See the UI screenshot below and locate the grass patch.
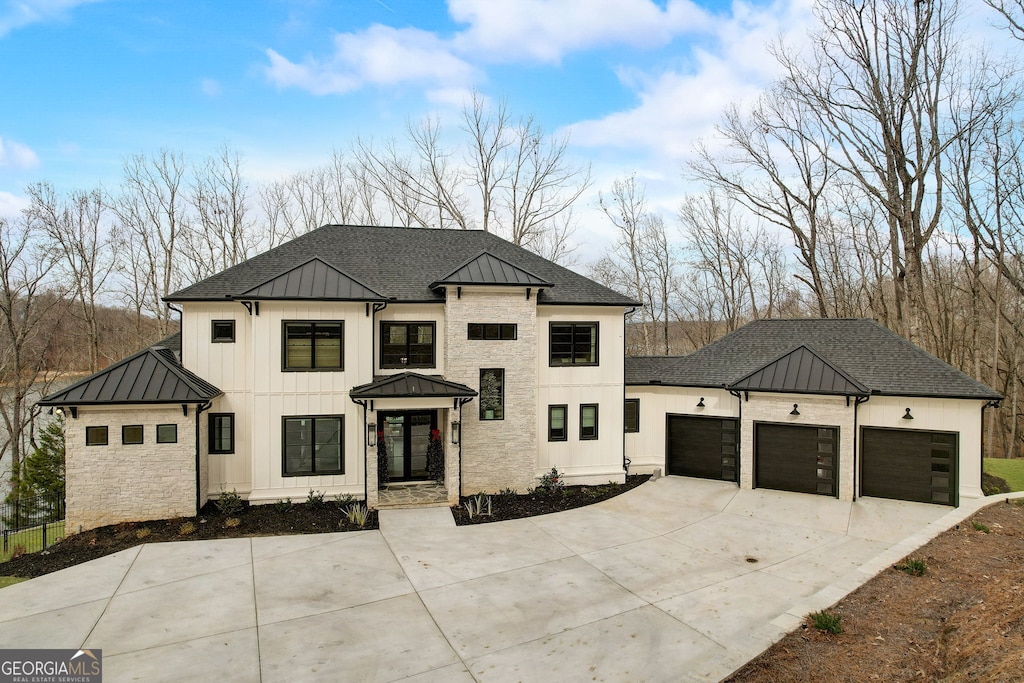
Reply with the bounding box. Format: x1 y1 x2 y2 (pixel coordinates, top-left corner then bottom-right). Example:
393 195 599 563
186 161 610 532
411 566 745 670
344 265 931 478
983 458 1024 492
809 610 843 634
896 558 928 576
0 521 65 562
972 521 991 533
0 576 27 589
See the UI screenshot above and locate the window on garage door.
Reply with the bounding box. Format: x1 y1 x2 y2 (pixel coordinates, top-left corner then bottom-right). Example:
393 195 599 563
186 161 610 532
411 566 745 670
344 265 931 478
755 423 837 497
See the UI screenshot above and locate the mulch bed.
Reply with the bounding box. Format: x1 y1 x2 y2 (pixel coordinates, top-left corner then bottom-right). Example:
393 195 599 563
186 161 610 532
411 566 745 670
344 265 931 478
725 497 1024 682
451 474 650 525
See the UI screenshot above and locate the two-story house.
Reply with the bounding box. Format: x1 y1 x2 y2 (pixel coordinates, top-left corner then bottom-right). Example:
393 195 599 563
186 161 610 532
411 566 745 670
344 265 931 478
40 225 639 532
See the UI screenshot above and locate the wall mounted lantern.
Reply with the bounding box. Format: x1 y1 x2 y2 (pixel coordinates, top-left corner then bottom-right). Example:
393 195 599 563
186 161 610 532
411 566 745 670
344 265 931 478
790 404 800 416
451 421 461 445
367 422 377 446
902 408 914 420
696 397 705 408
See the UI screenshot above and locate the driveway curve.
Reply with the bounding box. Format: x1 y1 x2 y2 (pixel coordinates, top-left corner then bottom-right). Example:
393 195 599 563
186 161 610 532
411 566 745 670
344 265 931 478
0 477 984 682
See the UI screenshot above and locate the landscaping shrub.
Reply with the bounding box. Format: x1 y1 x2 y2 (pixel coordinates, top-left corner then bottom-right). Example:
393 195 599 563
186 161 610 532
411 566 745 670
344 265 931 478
809 610 843 634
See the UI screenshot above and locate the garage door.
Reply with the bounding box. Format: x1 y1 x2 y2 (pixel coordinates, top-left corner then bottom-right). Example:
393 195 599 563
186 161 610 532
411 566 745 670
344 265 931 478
755 423 837 496
861 428 957 505
666 415 738 482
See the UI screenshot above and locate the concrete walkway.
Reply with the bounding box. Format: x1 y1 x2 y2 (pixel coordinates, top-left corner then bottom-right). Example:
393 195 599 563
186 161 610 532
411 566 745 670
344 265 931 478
0 478 997 682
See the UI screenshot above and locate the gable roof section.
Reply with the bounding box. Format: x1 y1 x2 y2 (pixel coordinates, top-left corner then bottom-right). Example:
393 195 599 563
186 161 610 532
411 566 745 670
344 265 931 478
38 346 222 406
167 225 638 306
350 372 477 400
236 257 387 301
430 251 554 289
625 319 1002 400
729 345 869 395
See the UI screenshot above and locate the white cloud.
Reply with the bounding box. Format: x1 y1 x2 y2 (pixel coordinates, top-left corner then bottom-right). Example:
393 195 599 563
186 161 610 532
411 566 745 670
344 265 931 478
265 24 479 95
200 78 222 97
0 190 29 219
0 136 40 169
449 0 711 64
0 0 103 38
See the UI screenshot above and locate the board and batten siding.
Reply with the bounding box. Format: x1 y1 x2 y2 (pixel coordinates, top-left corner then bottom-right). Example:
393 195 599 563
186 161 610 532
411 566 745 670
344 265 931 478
537 306 627 484
857 396 985 500
624 387 738 475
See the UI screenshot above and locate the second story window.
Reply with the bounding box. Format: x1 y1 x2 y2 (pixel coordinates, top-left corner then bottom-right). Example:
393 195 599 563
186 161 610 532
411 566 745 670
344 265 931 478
468 323 517 340
283 322 343 371
381 322 435 368
550 322 599 366
211 320 235 343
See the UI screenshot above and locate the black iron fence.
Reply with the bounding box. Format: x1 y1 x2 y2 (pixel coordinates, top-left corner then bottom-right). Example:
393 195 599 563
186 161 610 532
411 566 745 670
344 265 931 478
1 493 66 557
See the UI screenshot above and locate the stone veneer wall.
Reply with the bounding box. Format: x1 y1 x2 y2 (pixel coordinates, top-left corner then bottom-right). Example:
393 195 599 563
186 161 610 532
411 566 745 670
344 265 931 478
65 406 197 533
739 393 856 502
445 289 538 493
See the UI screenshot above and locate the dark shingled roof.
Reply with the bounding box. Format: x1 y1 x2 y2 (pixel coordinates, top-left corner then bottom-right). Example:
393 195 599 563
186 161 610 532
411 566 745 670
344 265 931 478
350 372 477 400
237 258 387 301
38 346 222 406
166 225 638 306
730 345 870 396
625 319 1002 400
430 251 554 289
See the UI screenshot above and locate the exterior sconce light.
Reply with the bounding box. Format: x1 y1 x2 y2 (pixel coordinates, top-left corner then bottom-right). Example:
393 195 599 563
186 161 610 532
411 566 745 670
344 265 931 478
790 404 800 416
902 408 914 420
451 421 461 445
696 397 705 408
367 422 377 446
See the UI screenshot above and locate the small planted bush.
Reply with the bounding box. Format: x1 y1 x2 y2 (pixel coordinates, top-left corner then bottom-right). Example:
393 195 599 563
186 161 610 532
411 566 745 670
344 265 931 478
972 521 991 533
896 558 927 576
809 609 843 634
274 498 294 513
135 528 151 540
537 467 565 493
225 517 241 528
464 492 493 519
334 493 356 507
215 488 244 516
306 489 326 508
178 521 196 536
344 503 370 527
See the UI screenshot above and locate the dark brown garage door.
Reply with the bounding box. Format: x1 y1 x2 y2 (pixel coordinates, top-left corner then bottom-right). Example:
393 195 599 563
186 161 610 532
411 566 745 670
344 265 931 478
755 423 837 496
666 415 738 482
861 428 957 505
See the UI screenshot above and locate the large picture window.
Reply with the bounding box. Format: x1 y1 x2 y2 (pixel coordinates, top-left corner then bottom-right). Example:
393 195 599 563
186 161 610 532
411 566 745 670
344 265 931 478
479 368 505 420
548 405 567 441
580 404 599 440
283 322 343 371
549 322 599 366
381 322 435 368
209 413 234 454
283 416 344 476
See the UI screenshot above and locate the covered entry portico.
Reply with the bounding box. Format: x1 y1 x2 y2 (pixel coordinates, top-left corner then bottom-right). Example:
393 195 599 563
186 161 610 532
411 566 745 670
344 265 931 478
351 372 476 509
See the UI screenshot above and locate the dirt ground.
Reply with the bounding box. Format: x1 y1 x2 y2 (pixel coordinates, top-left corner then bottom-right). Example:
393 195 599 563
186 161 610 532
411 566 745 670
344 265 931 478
726 497 1024 683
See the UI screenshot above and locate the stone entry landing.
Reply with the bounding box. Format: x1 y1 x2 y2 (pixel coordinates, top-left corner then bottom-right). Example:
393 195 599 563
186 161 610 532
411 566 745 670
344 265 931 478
377 483 450 510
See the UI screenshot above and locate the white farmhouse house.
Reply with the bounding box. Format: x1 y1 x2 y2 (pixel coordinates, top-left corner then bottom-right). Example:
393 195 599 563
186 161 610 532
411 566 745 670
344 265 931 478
40 226 1003 533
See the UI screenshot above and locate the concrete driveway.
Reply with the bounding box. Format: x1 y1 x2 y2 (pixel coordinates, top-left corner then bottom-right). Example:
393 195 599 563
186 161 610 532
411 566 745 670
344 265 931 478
0 477 986 682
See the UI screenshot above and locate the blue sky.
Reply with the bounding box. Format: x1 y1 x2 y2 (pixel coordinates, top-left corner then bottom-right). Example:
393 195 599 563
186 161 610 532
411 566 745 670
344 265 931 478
17 0 988 259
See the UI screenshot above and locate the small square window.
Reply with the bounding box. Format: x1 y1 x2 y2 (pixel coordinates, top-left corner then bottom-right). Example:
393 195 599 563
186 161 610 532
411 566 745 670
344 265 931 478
156 424 178 443
212 320 235 343
580 404 599 440
85 426 108 446
122 425 144 445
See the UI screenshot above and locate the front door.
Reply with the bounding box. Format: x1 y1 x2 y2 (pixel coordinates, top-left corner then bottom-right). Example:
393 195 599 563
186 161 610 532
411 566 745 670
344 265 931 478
381 411 437 481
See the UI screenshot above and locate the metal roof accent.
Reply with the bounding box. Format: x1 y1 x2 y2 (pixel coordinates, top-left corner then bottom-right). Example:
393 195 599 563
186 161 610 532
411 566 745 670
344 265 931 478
38 347 222 406
236 257 387 301
349 372 478 400
430 251 554 289
728 345 870 395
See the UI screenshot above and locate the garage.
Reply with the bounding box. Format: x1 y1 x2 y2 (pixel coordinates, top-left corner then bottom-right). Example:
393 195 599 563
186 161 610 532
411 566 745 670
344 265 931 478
666 415 738 482
755 423 837 496
861 428 957 505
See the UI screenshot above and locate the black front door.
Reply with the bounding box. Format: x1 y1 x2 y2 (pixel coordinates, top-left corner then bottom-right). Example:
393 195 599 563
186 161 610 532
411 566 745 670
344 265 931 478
381 411 437 481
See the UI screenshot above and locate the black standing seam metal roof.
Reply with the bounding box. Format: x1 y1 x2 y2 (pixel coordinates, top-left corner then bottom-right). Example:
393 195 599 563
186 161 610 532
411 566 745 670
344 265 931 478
430 251 555 288
349 372 478 400
38 346 222 406
166 225 639 306
236 257 388 301
624 319 1003 401
729 345 870 395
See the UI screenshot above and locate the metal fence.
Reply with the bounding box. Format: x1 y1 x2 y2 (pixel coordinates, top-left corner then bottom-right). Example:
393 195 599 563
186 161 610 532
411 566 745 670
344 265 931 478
1 493 66 557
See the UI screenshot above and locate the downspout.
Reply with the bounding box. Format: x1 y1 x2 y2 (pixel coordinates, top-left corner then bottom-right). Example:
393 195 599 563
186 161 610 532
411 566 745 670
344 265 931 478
852 395 870 501
351 398 369 504
982 400 1002 491
194 401 212 514
622 306 639 473
728 388 742 486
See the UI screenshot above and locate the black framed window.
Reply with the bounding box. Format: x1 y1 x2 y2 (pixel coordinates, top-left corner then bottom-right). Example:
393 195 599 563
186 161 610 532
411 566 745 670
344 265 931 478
624 399 640 433
550 322 599 366
283 322 343 371
85 426 108 446
548 405 567 441
283 416 344 476
209 413 234 454
212 320 235 343
122 425 144 445
468 323 517 340
156 423 178 444
381 322 435 368
580 404 599 440
479 368 505 420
